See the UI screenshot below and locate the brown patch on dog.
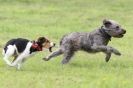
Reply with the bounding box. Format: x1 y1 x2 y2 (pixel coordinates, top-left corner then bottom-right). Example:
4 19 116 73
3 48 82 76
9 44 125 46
37 37 55 52
42 39 51 49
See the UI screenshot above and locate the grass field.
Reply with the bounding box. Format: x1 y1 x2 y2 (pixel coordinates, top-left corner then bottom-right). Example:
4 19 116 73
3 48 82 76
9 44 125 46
0 0 133 88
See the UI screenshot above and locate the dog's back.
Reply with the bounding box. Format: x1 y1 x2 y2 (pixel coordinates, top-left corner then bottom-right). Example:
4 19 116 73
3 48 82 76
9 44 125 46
3 38 29 55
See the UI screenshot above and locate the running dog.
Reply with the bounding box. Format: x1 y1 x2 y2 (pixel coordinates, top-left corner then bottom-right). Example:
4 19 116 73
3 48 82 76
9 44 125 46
2 37 55 69
43 19 126 64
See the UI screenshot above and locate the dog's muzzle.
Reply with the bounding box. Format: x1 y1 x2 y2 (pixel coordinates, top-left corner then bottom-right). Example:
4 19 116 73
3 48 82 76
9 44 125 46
49 43 56 52
118 29 126 37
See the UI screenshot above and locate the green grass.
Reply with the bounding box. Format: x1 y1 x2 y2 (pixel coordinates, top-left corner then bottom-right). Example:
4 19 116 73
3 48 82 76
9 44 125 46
0 0 133 88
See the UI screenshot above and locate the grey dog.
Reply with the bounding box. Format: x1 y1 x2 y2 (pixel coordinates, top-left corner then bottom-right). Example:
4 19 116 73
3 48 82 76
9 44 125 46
43 19 126 64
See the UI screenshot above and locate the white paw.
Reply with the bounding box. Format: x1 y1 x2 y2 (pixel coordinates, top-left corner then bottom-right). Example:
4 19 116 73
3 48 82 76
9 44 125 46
9 63 17 67
6 62 12 66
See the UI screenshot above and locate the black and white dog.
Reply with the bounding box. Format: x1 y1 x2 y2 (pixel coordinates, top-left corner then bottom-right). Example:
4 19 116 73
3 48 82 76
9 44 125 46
2 37 55 69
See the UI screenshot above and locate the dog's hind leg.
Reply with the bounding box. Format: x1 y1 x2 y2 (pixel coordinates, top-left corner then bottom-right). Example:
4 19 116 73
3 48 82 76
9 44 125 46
12 55 18 63
2 45 15 66
11 55 23 69
10 53 25 68
3 55 12 66
62 50 75 64
43 49 63 61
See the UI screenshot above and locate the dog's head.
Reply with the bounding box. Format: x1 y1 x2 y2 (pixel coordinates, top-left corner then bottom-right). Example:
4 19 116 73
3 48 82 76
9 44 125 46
37 37 55 52
102 19 126 38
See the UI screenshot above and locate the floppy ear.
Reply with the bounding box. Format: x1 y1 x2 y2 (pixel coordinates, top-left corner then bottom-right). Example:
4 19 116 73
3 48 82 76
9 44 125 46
37 37 46 43
103 19 112 28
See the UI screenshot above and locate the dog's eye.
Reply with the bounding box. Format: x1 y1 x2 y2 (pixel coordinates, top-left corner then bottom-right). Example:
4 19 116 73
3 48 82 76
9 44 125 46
45 40 50 43
116 26 119 29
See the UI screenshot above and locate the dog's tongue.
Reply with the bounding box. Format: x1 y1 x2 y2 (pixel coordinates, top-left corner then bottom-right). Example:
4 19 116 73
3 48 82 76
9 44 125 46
49 47 52 52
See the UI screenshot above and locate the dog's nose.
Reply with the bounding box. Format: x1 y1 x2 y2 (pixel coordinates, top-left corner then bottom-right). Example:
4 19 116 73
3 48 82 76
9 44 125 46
123 29 126 34
53 43 56 46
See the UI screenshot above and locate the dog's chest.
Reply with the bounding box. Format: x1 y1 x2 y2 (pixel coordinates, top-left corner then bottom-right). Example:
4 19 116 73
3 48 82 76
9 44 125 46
21 42 34 56
29 48 38 54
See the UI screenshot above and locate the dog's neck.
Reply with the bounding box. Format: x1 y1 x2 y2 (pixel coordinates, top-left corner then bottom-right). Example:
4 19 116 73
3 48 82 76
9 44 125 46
30 41 43 54
99 26 112 41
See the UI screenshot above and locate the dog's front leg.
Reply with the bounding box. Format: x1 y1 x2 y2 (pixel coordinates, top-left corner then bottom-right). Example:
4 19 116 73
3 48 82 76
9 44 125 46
105 52 111 62
91 45 121 62
91 45 121 55
43 49 63 61
109 46 121 56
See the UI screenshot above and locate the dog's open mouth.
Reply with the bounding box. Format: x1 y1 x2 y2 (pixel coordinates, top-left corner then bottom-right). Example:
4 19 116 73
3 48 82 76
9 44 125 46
118 34 124 37
115 33 125 38
118 31 126 38
49 47 53 52
48 43 56 52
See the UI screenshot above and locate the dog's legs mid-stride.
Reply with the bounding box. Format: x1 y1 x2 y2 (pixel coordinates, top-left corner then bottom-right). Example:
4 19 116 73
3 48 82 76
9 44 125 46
44 45 121 64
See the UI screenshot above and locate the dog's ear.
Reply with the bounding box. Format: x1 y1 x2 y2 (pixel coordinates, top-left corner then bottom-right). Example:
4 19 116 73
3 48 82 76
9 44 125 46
37 37 46 43
103 19 112 28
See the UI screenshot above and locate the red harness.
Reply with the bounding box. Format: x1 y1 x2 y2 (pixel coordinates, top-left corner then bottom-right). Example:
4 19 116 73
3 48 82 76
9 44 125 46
31 42 42 51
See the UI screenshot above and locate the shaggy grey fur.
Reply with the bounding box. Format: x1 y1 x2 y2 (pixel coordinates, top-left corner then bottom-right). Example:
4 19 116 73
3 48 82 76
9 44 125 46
43 19 126 64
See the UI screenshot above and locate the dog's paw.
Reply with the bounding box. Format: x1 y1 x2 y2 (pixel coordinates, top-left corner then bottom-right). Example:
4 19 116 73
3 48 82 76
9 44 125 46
9 64 15 67
113 49 121 56
42 57 49 61
115 52 121 56
6 62 12 66
7 64 12 67
62 59 69 64
105 53 111 62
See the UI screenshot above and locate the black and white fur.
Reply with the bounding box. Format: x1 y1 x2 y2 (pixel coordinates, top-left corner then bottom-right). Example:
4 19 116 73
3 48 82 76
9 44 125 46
2 37 55 69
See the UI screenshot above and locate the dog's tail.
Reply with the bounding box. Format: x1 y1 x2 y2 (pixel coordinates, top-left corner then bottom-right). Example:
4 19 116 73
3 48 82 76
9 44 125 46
2 49 5 56
2 47 7 56
60 34 67 45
